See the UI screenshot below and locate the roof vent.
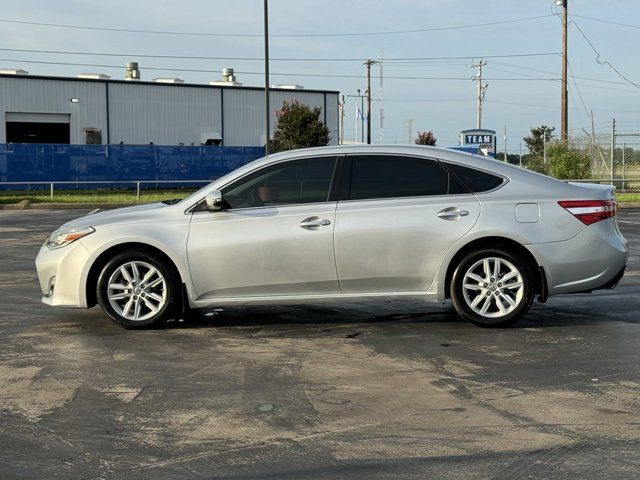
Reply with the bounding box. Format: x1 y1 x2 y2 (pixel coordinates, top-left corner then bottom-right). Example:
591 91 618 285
0 69 28 75
125 61 141 81
209 67 243 87
222 68 236 82
77 73 111 79
152 77 185 84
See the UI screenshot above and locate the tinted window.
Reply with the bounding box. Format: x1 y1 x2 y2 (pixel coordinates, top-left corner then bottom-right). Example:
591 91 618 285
348 155 465 200
221 156 336 209
445 163 504 193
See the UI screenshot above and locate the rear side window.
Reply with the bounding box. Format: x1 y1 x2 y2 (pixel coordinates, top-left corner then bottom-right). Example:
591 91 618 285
348 155 465 200
445 163 504 193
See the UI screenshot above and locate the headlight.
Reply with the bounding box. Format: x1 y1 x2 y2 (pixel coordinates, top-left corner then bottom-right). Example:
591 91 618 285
45 226 95 250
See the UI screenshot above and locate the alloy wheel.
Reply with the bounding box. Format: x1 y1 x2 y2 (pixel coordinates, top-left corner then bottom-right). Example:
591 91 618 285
461 256 524 319
106 261 167 322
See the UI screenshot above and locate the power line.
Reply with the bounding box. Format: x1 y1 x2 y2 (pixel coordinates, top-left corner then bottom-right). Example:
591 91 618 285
0 47 560 63
570 14 640 31
571 19 640 90
0 57 560 81
0 14 555 38
566 60 590 118
3 56 635 91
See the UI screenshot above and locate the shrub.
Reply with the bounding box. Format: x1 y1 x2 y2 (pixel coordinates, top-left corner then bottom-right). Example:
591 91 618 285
415 130 437 146
546 142 591 180
524 156 548 175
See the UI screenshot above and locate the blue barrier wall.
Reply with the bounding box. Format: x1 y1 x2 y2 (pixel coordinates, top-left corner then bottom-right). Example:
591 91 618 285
449 146 496 158
0 144 265 186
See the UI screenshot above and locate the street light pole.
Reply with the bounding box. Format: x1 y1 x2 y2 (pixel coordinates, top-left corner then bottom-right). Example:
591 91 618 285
263 0 270 156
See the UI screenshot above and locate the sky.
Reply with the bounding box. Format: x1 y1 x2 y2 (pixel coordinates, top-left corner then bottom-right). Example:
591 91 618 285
1 0 639 150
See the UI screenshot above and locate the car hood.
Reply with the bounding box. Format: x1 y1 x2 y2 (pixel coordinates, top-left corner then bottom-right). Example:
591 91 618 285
62 202 171 229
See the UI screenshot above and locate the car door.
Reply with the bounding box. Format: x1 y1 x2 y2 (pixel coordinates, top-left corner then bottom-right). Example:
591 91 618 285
187 155 340 299
334 154 481 294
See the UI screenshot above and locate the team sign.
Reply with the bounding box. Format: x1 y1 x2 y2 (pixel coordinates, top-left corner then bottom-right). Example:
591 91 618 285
464 134 493 145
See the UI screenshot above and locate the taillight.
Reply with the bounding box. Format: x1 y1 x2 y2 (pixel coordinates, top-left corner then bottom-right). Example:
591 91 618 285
558 200 617 225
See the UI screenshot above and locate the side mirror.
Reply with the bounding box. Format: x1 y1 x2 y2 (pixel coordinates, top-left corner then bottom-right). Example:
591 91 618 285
204 190 224 211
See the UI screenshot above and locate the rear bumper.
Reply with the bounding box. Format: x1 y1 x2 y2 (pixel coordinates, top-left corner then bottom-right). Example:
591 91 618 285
587 263 626 292
527 224 628 296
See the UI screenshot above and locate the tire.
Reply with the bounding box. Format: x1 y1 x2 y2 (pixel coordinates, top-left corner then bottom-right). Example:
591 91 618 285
450 248 534 328
97 249 180 329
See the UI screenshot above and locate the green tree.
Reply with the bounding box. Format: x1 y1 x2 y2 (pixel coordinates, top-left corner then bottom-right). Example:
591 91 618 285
270 100 330 153
414 130 437 146
546 142 591 180
523 125 555 157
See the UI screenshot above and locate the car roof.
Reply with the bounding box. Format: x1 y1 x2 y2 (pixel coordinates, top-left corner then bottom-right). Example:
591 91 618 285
265 144 532 178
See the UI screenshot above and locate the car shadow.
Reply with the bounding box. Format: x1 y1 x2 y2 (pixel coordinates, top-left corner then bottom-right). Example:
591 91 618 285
172 302 465 329
163 299 625 331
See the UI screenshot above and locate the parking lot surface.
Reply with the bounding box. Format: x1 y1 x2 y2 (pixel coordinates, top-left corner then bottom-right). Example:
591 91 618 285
1 208 640 479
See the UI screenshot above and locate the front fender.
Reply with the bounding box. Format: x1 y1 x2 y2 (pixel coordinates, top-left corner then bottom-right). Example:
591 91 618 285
78 221 193 306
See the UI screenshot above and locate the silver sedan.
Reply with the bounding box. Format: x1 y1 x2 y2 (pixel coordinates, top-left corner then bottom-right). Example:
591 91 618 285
35 145 628 328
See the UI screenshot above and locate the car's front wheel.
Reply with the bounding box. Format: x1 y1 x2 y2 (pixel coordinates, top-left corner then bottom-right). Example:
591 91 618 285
450 248 534 327
97 250 180 328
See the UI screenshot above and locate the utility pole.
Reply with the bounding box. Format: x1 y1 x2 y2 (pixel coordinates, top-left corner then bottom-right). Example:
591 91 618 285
559 0 568 142
471 59 488 129
263 0 270 156
364 59 379 144
378 56 384 144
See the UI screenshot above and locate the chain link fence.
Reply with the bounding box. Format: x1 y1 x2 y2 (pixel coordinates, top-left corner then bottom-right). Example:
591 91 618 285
569 126 640 194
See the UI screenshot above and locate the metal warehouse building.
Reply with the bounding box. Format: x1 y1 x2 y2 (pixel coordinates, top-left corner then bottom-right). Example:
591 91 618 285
0 67 340 147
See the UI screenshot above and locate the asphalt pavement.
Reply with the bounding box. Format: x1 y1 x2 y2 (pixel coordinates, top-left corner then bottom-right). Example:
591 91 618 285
1 208 640 479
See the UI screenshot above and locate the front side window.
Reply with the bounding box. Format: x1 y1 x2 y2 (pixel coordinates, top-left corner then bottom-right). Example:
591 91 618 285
348 155 465 201
221 156 337 209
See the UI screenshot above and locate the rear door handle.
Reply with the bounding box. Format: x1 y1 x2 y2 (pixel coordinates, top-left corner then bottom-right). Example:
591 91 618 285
437 207 469 220
299 217 331 230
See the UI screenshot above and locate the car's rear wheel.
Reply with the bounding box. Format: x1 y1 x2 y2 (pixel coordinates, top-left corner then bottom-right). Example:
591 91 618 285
450 248 534 327
97 250 180 328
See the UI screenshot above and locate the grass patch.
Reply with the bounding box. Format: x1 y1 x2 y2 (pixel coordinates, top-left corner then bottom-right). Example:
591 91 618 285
617 192 640 202
1 188 640 205
0 189 198 205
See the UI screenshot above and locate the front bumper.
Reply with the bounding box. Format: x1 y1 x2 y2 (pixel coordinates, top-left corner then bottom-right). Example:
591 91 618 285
35 241 92 307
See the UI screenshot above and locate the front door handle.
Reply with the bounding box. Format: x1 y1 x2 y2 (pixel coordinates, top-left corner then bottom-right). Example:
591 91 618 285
437 207 469 220
299 217 331 230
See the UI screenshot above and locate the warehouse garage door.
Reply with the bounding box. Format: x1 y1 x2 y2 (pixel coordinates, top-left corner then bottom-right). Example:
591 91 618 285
6 112 70 144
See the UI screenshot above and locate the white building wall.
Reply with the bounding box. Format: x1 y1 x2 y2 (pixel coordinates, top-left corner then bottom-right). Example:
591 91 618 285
108 83 222 145
324 93 340 145
0 76 340 146
0 77 107 143
222 88 265 147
